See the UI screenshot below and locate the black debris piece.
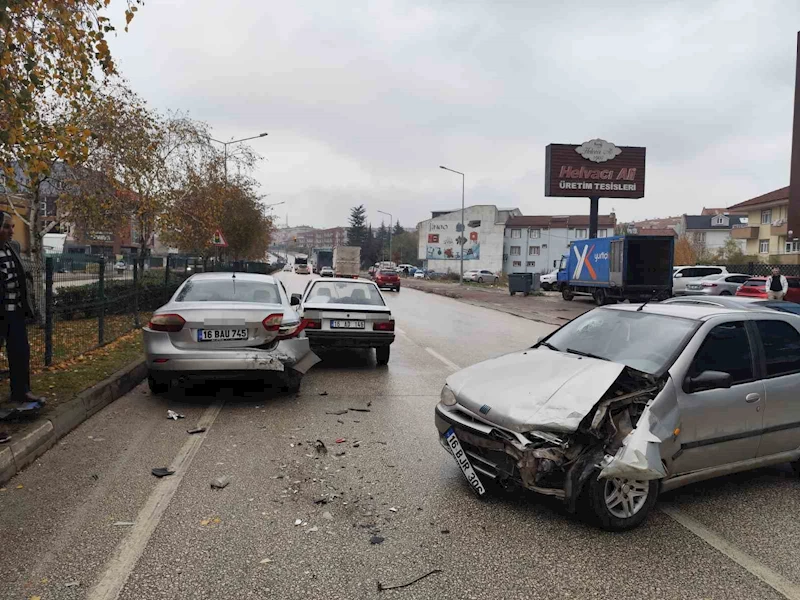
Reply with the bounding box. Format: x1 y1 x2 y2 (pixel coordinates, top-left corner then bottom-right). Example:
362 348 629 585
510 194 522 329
377 569 442 592
314 440 327 455
370 535 385 545
187 427 207 435
348 408 371 413
151 467 175 478
325 410 348 415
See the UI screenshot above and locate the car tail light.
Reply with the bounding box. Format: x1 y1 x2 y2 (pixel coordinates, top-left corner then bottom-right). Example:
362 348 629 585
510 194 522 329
702 282 718 287
305 319 322 330
277 319 310 340
148 314 185 332
262 313 283 332
374 320 395 332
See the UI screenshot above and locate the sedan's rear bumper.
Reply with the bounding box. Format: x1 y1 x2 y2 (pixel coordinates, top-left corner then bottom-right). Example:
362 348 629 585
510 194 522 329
305 330 394 348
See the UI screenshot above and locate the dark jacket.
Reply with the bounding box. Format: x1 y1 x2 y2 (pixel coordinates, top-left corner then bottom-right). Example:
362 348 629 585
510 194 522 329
2 241 36 319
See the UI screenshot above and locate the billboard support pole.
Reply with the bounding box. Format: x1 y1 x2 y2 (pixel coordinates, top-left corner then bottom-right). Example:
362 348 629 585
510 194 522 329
589 197 599 239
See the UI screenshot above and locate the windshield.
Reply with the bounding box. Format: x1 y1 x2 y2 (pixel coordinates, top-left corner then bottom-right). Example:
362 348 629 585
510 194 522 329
756 301 800 315
307 281 385 306
743 279 765 287
379 270 397 276
175 279 281 304
544 309 697 374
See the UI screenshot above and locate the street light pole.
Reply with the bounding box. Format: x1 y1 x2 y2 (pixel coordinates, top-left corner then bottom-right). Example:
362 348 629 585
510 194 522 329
439 165 465 285
209 132 268 185
377 210 393 264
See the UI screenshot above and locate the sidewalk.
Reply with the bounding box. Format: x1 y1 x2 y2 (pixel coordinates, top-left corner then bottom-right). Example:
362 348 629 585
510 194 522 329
402 278 593 325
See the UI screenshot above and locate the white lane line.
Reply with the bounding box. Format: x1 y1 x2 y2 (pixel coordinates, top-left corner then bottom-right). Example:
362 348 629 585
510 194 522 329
88 401 225 600
661 505 800 600
395 326 407 335
425 347 461 371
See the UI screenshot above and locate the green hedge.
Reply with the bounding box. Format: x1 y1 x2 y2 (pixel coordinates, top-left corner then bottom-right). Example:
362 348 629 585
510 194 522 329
54 272 188 321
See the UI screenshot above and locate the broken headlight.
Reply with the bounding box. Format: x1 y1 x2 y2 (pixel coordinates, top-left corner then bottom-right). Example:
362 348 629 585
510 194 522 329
440 385 457 406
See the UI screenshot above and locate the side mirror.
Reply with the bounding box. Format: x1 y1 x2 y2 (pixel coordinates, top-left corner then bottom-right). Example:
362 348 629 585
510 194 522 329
674 273 683 279
536 335 545 344
684 370 732 393
290 294 301 306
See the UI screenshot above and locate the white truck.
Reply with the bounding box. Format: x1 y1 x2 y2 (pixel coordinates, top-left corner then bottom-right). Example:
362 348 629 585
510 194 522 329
333 246 361 279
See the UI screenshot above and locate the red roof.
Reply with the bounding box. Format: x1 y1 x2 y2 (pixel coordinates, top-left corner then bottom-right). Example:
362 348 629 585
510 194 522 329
635 227 678 237
727 186 790 211
506 214 616 228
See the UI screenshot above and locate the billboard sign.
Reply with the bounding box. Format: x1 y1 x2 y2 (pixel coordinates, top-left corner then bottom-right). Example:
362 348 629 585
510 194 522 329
426 220 480 260
545 140 646 199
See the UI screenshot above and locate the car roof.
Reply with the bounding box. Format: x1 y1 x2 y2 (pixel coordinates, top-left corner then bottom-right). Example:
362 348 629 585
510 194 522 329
186 272 277 283
311 277 376 284
675 265 726 269
604 302 758 321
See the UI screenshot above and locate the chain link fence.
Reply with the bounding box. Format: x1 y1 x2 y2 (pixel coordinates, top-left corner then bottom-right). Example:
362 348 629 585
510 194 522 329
723 263 800 277
0 255 279 378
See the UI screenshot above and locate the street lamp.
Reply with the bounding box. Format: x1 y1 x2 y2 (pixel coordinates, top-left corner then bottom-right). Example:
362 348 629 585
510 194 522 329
263 201 285 210
439 165 465 284
377 210 393 264
208 132 268 184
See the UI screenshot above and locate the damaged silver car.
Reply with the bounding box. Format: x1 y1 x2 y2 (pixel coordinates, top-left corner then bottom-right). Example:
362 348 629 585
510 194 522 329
144 272 319 394
436 303 800 530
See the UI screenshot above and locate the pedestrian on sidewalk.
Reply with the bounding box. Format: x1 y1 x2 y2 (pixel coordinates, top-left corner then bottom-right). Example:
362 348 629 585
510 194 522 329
766 267 789 301
0 211 46 414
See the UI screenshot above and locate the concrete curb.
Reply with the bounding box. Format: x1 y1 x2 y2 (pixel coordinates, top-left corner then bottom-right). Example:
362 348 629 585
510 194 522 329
0 357 147 486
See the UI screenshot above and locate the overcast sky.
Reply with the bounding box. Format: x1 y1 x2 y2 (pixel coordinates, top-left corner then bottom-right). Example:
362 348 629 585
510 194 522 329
107 0 800 229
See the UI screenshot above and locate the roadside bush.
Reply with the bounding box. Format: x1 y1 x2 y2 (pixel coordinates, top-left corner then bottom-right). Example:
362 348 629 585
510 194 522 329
441 272 460 282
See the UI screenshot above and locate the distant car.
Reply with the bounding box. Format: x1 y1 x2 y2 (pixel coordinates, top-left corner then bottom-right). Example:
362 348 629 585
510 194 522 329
143 273 317 394
672 265 728 296
682 273 750 296
283 264 293 272
368 266 377 278
295 263 311 275
736 276 800 303
374 269 401 292
320 266 334 277
414 270 426 279
294 278 395 365
540 269 559 291
662 296 800 315
463 269 499 284
114 261 126 271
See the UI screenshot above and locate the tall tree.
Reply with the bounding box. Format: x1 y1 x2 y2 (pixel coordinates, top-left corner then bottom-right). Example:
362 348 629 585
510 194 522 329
376 222 388 260
393 220 404 236
362 224 378 267
347 204 368 248
674 235 696 266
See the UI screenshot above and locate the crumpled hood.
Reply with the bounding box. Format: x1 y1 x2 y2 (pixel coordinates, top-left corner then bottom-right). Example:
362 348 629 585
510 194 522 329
446 348 625 434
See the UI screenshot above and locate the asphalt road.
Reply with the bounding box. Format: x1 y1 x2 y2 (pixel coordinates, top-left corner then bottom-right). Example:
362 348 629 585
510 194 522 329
1 272 800 599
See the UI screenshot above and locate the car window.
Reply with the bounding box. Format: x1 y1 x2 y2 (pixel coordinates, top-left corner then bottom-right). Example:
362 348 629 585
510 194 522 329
697 268 722 277
726 275 750 284
742 279 765 288
175 279 281 304
690 322 753 385
379 270 396 276
755 320 800 377
307 281 385 306
676 268 696 278
788 279 800 289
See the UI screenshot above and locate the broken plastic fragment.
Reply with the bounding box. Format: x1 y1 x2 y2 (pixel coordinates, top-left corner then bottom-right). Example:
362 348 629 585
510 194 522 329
167 410 185 420
294 519 302 526
389 507 398 513
187 427 206 434
335 438 346 444
370 535 385 545
151 467 174 478
260 558 272 564
112 521 135 527
210 476 230 489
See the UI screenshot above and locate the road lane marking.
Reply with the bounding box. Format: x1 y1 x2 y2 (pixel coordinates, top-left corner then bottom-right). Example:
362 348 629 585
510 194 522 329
395 326 406 335
88 401 225 600
425 347 461 371
661 505 800 600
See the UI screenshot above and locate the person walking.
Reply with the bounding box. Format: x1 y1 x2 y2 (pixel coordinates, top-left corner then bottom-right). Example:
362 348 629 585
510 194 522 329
766 267 789 301
0 211 45 443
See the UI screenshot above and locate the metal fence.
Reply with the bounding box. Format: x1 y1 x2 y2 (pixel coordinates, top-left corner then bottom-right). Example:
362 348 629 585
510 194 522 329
724 263 800 277
0 254 279 378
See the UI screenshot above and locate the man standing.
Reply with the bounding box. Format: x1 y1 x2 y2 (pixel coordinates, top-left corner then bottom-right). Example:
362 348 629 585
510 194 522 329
766 267 789 301
0 211 45 443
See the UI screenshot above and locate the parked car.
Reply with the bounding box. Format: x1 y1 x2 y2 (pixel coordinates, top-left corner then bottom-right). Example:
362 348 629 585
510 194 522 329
463 269 499 284
736 276 800 303
672 265 728 296
293 278 395 365
320 266 334 278
662 296 800 315
540 269 559 291
374 269 401 292
143 273 318 394
435 302 800 530
413 270 426 279
682 273 750 296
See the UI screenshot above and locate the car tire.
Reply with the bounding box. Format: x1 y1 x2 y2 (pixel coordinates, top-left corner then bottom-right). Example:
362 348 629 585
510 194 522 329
478 277 484 283
588 474 658 531
376 346 390 366
148 374 169 396
719 291 732 296
541 283 551 291
395 287 400 293
562 287 574 301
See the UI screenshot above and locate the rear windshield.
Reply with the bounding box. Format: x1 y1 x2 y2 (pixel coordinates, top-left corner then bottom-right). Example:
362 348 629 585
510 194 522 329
307 281 385 306
379 270 397 275
175 279 282 304
743 279 765 287
756 301 800 315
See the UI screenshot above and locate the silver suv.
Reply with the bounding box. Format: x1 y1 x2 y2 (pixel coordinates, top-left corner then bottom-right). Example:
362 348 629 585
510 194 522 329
673 265 728 296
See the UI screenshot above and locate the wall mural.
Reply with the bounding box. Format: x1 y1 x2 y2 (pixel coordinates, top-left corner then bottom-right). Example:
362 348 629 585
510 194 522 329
425 221 480 260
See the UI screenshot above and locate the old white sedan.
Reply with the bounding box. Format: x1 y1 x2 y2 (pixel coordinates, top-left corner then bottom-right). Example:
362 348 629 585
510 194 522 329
292 278 395 365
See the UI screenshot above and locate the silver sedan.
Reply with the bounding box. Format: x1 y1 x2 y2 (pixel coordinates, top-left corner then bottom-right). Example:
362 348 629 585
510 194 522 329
682 272 750 296
144 272 319 394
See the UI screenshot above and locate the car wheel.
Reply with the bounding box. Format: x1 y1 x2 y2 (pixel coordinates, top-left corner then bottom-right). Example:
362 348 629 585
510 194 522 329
719 291 732 296
395 286 400 293
561 287 574 301
588 474 658 531
478 277 484 283
376 346 390 366
541 283 551 291
148 374 169 396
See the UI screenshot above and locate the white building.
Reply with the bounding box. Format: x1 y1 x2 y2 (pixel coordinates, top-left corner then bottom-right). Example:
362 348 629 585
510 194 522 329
681 213 747 254
417 205 521 274
503 214 617 274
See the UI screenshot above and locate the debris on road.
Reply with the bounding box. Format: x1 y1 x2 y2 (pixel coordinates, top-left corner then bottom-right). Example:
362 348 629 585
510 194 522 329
348 407 371 412
320 391 329 396
389 507 398 513
322 511 333 520
314 497 328 505
167 410 185 420
334 451 346 457
325 409 348 415
210 476 230 489
260 558 272 564
187 427 206 435
335 438 346 443
294 519 302 526
337 419 344 424
314 440 327 455
151 467 174 478
64 581 80 588
440 529 450 534
308 526 319 532
112 521 136 527
367 401 372 407
370 535 385 545
377 569 442 592
352 441 361 448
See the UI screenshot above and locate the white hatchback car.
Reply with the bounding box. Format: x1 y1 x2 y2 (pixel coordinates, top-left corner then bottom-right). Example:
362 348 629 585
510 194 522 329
672 265 728 296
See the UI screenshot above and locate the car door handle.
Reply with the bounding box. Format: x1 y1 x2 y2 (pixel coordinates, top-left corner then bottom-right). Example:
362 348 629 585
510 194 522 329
745 393 761 403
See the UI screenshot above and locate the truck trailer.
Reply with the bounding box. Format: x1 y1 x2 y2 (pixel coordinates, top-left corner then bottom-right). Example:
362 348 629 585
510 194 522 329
333 246 361 279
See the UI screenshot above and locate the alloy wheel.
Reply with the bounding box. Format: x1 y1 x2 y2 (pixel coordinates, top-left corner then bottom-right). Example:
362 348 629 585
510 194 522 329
603 478 649 519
